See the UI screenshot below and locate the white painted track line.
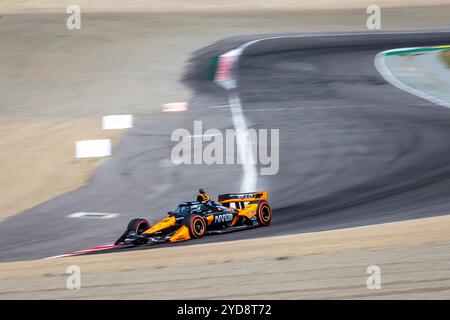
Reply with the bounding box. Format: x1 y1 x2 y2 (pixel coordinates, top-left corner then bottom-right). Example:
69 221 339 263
228 89 258 192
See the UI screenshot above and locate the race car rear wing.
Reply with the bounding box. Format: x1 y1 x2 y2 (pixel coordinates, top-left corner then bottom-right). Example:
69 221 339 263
218 191 268 204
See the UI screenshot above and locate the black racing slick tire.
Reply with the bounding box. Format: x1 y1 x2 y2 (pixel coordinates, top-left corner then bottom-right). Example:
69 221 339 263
186 214 207 239
256 201 272 226
127 218 151 234
115 218 151 245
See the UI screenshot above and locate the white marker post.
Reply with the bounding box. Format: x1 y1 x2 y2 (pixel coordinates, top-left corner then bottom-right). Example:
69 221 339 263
162 102 188 112
68 212 120 219
75 139 111 158
102 115 133 130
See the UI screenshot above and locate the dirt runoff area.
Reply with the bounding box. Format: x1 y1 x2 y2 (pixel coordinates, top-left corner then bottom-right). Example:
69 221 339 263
0 214 449 299
442 50 450 68
2 0 450 14
0 117 123 221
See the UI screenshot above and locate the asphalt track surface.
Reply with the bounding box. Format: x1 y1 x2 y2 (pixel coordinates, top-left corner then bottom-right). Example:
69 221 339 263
1 31 450 261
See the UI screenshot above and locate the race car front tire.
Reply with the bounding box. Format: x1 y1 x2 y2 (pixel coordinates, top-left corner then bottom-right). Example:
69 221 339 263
127 218 151 234
115 218 151 245
186 214 207 239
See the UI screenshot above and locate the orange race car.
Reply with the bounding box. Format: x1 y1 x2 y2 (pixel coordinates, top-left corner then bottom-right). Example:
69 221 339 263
115 189 272 246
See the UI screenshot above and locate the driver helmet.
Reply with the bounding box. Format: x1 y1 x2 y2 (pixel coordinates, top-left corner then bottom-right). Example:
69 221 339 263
197 188 210 202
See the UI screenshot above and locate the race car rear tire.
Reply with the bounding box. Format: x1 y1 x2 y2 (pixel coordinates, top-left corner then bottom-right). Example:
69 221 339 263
186 214 207 239
256 201 272 226
127 218 151 234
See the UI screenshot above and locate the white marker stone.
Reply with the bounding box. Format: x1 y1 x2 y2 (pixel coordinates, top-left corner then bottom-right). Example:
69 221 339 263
67 212 120 219
102 114 133 130
162 102 188 112
75 139 111 158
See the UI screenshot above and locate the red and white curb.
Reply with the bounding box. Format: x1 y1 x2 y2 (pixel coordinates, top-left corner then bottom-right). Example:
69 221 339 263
44 243 123 260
